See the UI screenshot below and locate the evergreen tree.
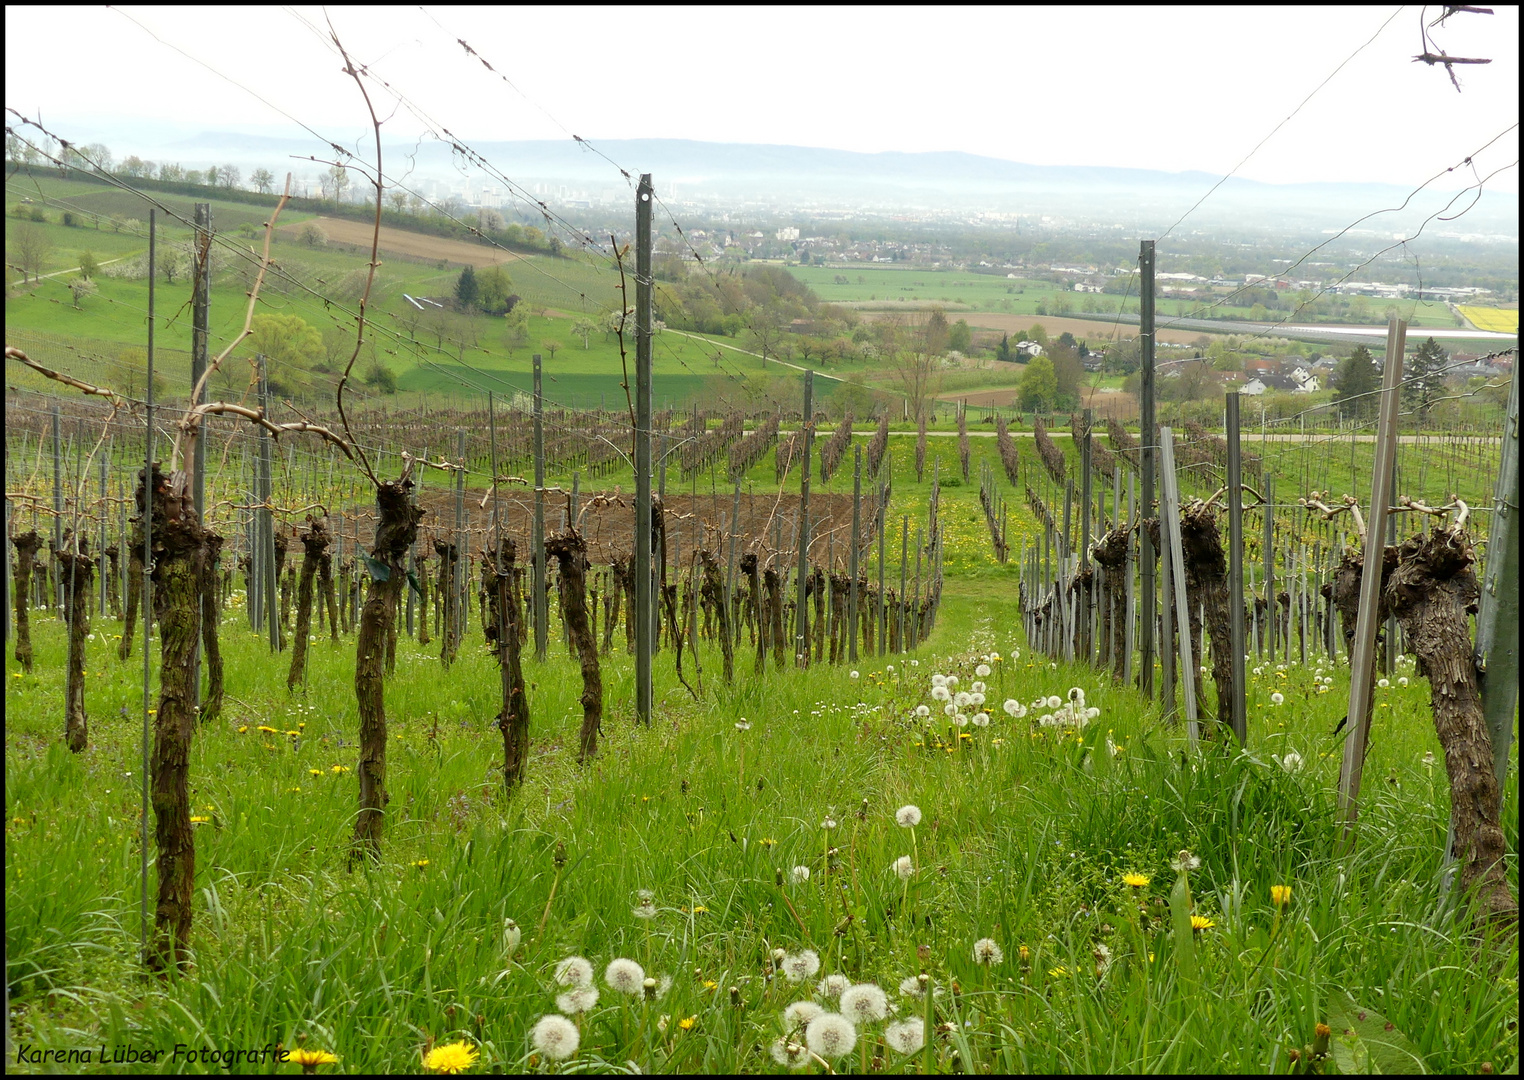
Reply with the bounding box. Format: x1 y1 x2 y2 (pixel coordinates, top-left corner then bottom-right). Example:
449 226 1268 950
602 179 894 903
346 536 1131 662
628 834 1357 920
454 265 480 311
1403 337 1447 422
996 332 1011 364
1332 345 1380 421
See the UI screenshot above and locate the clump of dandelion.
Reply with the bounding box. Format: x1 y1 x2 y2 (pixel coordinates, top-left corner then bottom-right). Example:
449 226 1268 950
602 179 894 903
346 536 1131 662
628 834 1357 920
944 674 958 688
555 956 594 988
975 663 991 677
972 712 990 727
892 856 914 880
970 680 986 694
531 1015 580 1061
896 805 922 828
422 1041 478 1073
1270 692 1285 705
931 674 948 688
1068 687 1086 705
1046 694 1063 709
885 1019 926 1055
954 691 972 709
816 973 851 1000
1377 677 1390 689
605 957 645 995
784 1000 825 1030
556 986 599 1014
973 938 1004 966
782 950 821 984
839 983 889 1024
791 865 811 884
805 1013 857 1059
914 704 930 718
943 703 959 717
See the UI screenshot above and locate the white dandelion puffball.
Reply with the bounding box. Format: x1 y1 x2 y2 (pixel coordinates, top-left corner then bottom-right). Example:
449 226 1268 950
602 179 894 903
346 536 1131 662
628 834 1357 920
954 691 972 709
806 1013 858 1059
943 703 959 717
1003 699 1020 716
770 1039 810 1069
896 804 922 828
931 674 948 688
969 692 986 707
1086 707 1100 720
972 712 990 728
782 950 822 984
1377 678 1390 689
914 704 931 718
1398 676 1409 687
502 918 521 957
953 712 968 727
899 976 924 997
1280 751 1303 773
885 1019 926 1055
555 955 594 988
1271 692 1285 705
1047 695 1063 709
773 948 788 962
791 865 811 884
1068 687 1085 702
910 659 919 667
970 680 986 694
945 674 959 688
735 719 752 731
893 855 915 880
532 1014 581 1060
886 664 895 674
973 938 1005 966
975 663 991 678
784 1000 825 1030
816 973 851 1000
839 982 889 1024
821 817 837 831
605 957 645 995
556 986 599 1015
931 685 951 702
850 670 860 679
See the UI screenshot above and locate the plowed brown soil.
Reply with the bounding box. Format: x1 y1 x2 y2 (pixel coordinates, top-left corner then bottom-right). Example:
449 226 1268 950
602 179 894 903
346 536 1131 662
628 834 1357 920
282 217 524 266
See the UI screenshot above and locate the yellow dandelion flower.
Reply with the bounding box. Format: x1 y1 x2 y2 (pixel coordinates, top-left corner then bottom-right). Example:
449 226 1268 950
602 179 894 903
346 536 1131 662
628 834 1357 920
1048 966 1069 977
331 765 348 774
287 730 301 737
679 1016 697 1031
1190 915 1215 931
422 1041 478 1073
1122 872 1150 889
691 905 707 913
310 769 324 777
760 838 777 848
702 980 718 990
414 859 430 869
237 725 249 734
289 1047 339 1070
258 725 277 734
189 815 210 824
1270 885 1292 907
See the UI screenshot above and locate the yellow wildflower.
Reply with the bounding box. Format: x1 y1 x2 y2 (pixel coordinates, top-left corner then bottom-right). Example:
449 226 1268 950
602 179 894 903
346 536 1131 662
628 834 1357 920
678 1016 696 1031
288 1047 339 1071
1270 885 1292 907
1122 872 1150 889
421 1041 478 1073
189 815 210 824
1190 915 1215 931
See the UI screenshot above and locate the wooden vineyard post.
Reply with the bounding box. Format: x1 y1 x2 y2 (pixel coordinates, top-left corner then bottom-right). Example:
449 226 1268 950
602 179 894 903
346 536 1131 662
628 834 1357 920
849 445 861 664
1336 318 1406 851
634 174 654 724
533 355 547 662
795 371 814 668
1225 393 1248 746
1160 430 1199 749
1476 367 1519 790
1138 240 1157 699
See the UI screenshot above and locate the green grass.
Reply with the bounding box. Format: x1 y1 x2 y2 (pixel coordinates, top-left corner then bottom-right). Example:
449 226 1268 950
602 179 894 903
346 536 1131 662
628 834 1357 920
5 417 1517 1073
788 265 1053 314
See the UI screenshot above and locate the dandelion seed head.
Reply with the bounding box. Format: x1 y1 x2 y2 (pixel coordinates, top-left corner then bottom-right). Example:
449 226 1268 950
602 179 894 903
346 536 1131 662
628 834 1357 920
805 1013 857 1059
973 938 1004 966
1047 695 1063 709
531 1014 580 1061
791 865 811 884
770 1038 810 1069
816 973 851 1000
784 1000 825 1030
931 685 951 702
972 712 990 727
556 986 599 1014
931 674 948 688
914 704 931 718
885 1019 926 1055
839 982 889 1024
782 949 821 984
975 664 991 678
605 957 645 995
555 956 594 988
895 804 922 828
893 855 914 880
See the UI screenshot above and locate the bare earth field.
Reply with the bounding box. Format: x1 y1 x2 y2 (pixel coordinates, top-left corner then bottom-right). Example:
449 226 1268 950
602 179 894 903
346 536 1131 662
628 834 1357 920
961 312 1205 346
280 216 525 266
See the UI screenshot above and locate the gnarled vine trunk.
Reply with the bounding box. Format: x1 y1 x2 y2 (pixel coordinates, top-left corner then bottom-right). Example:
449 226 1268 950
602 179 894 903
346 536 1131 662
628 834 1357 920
199 533 225 724
59 545 94 752
1180 504 1233 730
119 531 144 662
352 480 424 863
1384 526 1517 926
286 519 328 691
12 531 42 673
1093 525 1130 683
548 529 603 762
700 550 734 683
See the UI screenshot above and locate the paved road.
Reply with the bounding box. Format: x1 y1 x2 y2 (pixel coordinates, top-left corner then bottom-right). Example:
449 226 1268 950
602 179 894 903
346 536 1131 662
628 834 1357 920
778 428 1499 445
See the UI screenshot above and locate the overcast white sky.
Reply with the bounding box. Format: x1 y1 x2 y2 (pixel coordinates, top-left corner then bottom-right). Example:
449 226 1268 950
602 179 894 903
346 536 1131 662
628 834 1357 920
5 5 1518 191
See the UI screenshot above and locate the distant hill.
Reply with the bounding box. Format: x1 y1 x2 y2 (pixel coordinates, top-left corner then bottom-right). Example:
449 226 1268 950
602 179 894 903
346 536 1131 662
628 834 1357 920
43 119 1521 234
